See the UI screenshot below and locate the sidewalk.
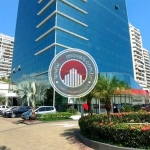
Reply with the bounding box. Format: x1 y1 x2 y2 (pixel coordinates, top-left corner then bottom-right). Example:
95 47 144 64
70 115 81 120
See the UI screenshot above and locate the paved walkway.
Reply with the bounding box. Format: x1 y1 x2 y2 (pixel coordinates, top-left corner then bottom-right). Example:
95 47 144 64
0 117 92 150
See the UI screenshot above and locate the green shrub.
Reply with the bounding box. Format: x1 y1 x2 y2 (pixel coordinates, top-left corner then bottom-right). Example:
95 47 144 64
120 104 134 112
79 112 150 149
37 112 72 121
120 105 142 112
67 106 78 115
133 105 142 111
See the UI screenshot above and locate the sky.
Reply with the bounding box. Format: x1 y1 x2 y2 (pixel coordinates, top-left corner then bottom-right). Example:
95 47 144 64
0 0 150 50
126 0 150 50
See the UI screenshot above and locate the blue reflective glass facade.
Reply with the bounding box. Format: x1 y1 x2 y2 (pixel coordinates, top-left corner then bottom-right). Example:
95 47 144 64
11 0 140 89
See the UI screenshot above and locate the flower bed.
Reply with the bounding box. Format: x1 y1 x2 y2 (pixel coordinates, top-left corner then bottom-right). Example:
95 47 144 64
79 112 150 149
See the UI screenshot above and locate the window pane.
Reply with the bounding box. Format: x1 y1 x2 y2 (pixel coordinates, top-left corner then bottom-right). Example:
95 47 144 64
38 107 45 111
46 107 50 111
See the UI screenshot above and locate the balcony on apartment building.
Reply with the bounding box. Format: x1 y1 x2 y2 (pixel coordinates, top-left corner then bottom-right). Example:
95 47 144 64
145 63 150 67
136 73 146 78
133 43 142 48
136 79 147 86
136 59 144 65
134 55 142 60
145 67 150 71
143 51 149 56
131 34 140 40
144 59 150 63
133 47 142 52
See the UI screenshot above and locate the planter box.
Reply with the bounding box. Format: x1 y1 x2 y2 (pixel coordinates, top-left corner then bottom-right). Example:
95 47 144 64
77 131 142 150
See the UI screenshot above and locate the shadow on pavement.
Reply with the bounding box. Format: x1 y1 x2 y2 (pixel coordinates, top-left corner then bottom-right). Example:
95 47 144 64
0 146 10 150
60 129 92 150
60 128 78 138
12 120 24 124
60 128 80 145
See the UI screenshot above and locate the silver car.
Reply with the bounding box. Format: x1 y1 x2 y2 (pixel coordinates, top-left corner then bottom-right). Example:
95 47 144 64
21 106 56 120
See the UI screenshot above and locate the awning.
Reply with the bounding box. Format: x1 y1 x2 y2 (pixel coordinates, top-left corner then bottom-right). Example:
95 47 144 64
4 93 18 97
115 89 149 96
130 89 149 96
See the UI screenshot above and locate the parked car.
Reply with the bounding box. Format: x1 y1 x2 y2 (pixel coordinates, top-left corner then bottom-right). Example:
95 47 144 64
0 105 9 114
141 104 150 112
21 106 56 120
2 106 18 116
4 106 31 118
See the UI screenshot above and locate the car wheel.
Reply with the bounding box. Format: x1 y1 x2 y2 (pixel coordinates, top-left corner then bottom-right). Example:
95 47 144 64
11 113 16 118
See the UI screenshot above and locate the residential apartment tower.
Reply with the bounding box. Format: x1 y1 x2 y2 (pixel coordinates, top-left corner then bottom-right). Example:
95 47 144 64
0 33 14 77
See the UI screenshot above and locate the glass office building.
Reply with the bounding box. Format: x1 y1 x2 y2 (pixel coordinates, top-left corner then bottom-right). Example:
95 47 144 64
12 0 141 90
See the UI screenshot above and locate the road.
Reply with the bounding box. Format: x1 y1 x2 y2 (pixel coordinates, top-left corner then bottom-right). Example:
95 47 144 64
0 117 92 150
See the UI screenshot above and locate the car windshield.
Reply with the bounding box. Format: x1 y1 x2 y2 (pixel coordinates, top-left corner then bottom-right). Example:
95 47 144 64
12 107 19 110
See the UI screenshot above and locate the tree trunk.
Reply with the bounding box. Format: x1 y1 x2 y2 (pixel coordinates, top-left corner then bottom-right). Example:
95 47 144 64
105 99 111 122
27 97 30 106
31 100 35 108
5 98 8 106
107 110 111 122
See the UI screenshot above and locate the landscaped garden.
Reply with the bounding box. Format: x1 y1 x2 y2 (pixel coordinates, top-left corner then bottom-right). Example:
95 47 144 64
79 111 150 149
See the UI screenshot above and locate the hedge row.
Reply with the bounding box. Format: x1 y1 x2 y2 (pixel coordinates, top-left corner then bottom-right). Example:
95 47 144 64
80 111 150 123
37 112 72 121
79 112 150 149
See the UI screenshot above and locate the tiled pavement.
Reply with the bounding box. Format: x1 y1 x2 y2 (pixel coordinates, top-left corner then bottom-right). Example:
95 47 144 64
0 117 92 150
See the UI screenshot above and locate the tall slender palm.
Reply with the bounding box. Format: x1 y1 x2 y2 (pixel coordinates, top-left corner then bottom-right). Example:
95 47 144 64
95 75 130 121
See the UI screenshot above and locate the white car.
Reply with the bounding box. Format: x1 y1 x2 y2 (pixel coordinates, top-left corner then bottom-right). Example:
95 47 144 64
35 106 56 114
0 105 9 114
2 106 18 116
21 106 56 119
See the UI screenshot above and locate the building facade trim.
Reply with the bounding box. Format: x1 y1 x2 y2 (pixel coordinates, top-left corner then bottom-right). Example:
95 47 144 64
61 0 87 14
36 10 88 28
37 0 54 15
34 43 71 56
35 26 88 41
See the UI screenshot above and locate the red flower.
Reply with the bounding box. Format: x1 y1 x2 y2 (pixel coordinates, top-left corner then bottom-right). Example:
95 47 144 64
141 126 149 131
99 122 104 126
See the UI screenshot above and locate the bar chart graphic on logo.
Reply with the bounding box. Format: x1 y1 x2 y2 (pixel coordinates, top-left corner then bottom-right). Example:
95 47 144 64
48 49 98 98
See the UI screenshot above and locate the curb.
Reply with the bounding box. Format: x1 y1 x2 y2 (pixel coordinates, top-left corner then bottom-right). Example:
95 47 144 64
16 119 78 126
76 131 143 150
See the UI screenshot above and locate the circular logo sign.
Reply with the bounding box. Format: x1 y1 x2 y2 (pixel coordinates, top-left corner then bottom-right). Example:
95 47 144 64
48 49 98 98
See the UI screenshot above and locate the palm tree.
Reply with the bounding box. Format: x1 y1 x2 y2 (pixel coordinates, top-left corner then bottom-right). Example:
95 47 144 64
0 93 6 105
80 75 130 120
17 81 49 108
95 75 130 121
33 83 48 107
17 81 32 106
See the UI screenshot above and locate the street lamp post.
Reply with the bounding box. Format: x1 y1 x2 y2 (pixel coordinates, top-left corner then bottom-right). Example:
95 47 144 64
11 65 21 106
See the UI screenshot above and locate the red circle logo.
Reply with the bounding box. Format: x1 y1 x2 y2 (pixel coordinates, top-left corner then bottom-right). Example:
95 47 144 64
60 60 87 87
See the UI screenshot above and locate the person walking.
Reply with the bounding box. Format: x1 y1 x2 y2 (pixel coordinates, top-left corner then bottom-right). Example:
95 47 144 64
24 107 36 124
117 103 121 113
